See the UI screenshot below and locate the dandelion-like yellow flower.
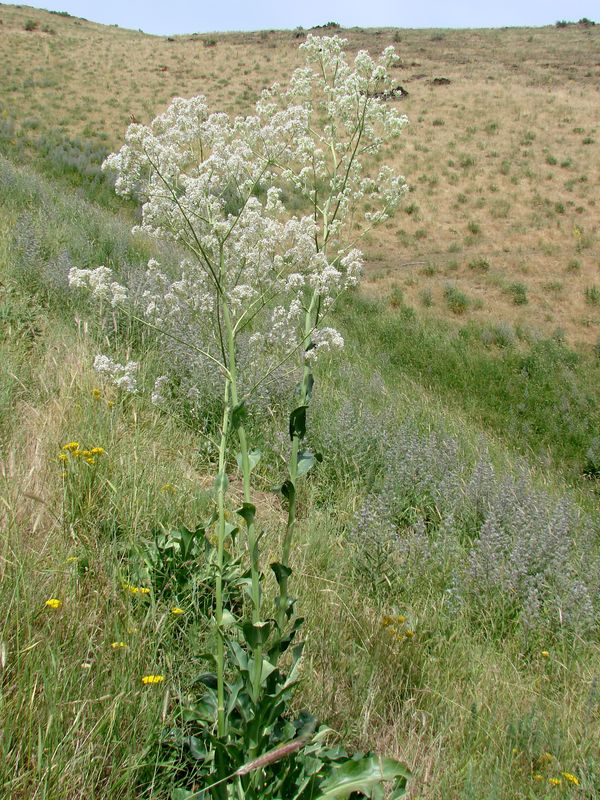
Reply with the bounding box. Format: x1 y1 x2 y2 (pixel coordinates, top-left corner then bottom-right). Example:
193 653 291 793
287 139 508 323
404 629 415 638
45 598 62 609
66 556 78 564
111 641 128 650
141 674 165 685
561 773 579 786
123 583 151 595
171 607 185 616
381 615 394 627
90 447 105 455
549 777 561 787
58 453 68 462
62 442 79 451
532 774 544 782
92 388 102 400
160 483 177 493
72 449 84 458
107 400 114 409
541 650 550 658
85 457 95 465
539 753 554 764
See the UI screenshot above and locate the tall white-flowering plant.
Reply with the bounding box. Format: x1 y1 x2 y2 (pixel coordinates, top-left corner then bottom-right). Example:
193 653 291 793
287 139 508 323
70 35 410 798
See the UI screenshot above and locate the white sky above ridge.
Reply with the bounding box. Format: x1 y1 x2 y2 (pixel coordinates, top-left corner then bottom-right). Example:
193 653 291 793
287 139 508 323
2 0 597 35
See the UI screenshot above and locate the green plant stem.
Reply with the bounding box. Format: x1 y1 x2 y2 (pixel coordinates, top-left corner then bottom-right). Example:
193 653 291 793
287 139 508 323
277 294 316 632
223 302 263 703
215 379 231 738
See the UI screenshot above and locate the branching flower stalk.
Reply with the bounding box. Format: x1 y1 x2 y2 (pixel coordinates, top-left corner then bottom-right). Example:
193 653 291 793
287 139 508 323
274 37 409 633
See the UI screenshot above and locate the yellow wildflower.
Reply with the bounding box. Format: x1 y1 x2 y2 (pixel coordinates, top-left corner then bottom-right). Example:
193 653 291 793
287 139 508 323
160 483 177 493
45 598 62 609
66 556 78 564
171 607 185 616
111 641 128 650
561 773 579 786
539 753 554 764
532 774 544 782
123 583 151 595
81 450 92 457
92 388 102 400
549 777 561 787
541 650 550 658
58 453 68 462
381 615 394 627
62 441 79 451
90 447 105 455
141 674 165 685
404 629 415 638
85 457 96 465
72 449 84 458
107 400 114 409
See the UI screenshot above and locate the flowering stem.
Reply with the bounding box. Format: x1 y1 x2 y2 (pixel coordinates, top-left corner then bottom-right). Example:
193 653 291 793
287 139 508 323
215 379 231 738
223 297 263 703
277 294 316 632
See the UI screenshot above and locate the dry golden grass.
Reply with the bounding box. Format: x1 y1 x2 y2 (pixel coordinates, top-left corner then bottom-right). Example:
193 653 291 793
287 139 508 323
1 4 599 344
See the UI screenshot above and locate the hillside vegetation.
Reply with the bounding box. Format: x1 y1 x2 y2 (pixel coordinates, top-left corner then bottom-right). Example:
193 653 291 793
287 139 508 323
0 7 599 800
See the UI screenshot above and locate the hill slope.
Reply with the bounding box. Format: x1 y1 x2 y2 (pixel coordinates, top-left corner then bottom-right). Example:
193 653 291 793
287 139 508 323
1 4 599 343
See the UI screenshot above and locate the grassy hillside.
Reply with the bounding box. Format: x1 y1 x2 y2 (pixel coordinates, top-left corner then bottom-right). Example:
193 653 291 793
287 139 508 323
0 8 599 800
1 4 599 344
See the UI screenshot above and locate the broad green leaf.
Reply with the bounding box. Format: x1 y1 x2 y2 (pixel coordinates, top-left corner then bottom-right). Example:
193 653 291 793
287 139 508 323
281 479 295 502
317 755 410 798
289 405 308 440
221 609 236 627
236 448 261 472
296 450 322 478
305 372 315 401
270 561 292 586
236 502 256 527
242 620 272 648
247 655 277 685
231 401 247 429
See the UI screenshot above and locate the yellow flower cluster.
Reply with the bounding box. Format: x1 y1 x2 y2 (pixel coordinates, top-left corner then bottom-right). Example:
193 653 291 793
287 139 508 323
561 772 579 786
171 607 185 615
141 674 165 685
533 754 579 788
382 614 414 641
123 583 151 595
45 598 62 609
59 442 106 467
111 641 128 650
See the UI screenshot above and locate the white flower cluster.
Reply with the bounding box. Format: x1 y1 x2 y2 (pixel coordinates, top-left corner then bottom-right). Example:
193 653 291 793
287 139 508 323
83 36 409 392
68 266 128 307
93 354 138 393
151 374 169 406
305 327 345 362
